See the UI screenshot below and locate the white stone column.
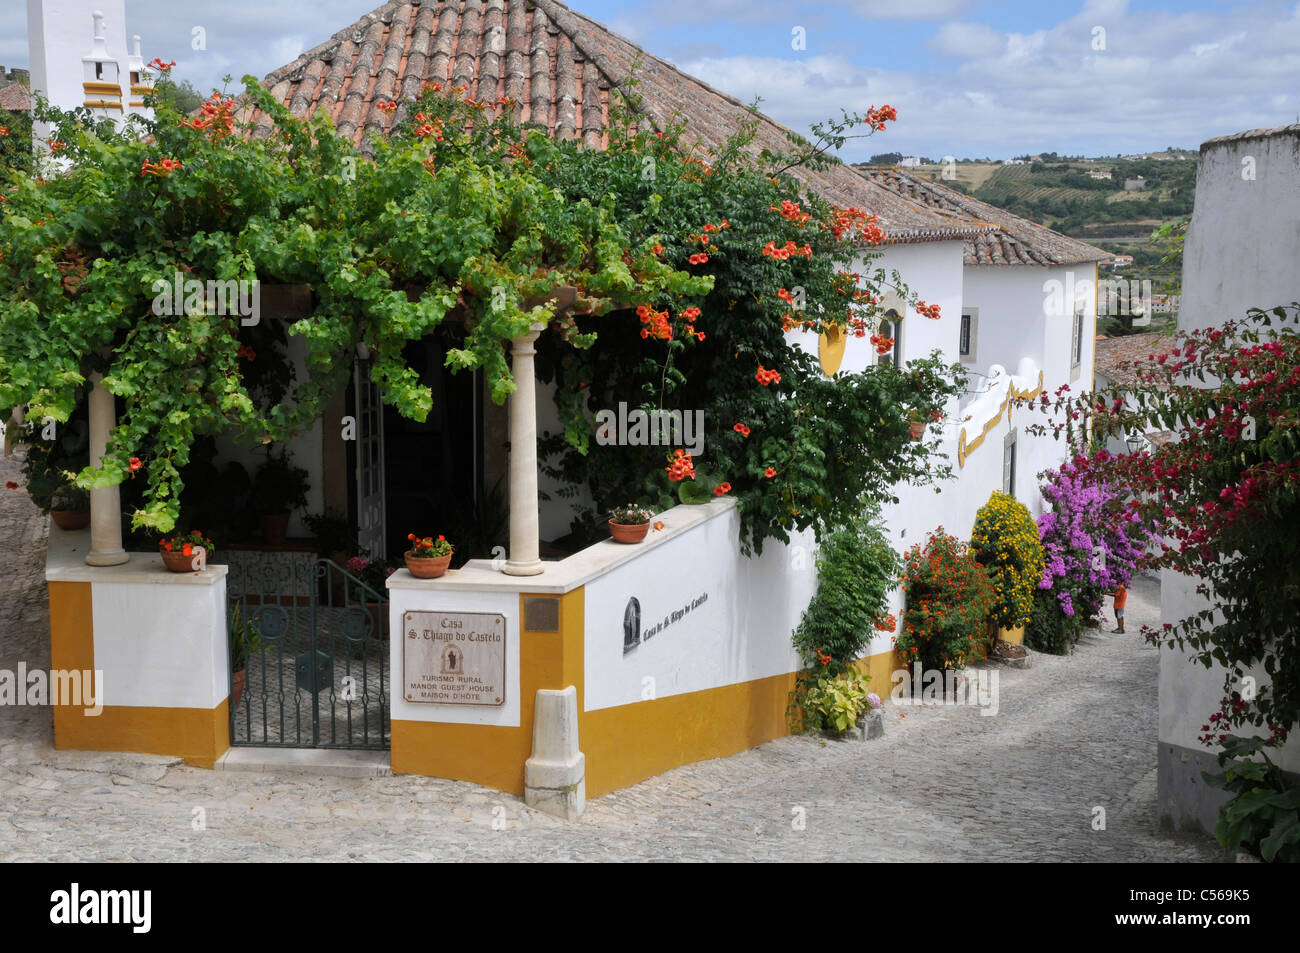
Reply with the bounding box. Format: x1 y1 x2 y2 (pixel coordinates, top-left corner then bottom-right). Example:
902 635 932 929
85 371 128 567
503 324 544 576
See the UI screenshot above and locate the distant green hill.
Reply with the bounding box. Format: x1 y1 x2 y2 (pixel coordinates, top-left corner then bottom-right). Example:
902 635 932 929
855 154 1195 297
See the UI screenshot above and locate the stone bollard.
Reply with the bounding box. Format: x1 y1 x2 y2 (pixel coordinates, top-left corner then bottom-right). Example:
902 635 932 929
524 686 586 821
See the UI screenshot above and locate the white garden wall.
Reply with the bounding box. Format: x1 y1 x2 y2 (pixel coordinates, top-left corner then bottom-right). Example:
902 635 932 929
1160 124 1300 833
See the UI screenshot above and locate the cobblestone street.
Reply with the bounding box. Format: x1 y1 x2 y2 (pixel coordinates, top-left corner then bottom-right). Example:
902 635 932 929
0 452 1221 862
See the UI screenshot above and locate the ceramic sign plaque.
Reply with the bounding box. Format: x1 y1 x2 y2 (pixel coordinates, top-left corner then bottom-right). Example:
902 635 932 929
403 610 506 706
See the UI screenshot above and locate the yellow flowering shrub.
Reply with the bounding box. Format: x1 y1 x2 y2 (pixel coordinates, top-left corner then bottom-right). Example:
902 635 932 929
971 491 1045 630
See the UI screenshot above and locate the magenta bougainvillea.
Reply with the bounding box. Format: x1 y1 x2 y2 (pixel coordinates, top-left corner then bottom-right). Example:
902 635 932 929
1036 462 1152 620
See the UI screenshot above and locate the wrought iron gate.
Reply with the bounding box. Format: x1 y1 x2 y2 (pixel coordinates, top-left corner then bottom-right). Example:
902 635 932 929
226 555 389 749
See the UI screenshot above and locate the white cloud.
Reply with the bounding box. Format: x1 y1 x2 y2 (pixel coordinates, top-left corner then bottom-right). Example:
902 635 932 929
929 22 1005 59
678 2 1300 159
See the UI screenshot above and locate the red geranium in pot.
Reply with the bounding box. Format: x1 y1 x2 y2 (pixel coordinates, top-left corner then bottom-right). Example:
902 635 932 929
159 530 215 572
405 533 453 578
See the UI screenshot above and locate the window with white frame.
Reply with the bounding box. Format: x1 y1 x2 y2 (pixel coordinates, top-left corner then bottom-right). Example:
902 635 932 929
877 309 901 367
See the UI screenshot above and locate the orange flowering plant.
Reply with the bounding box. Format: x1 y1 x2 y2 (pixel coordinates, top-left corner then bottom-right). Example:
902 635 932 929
406 533 452 559
896 528 996 672
534 89 964 553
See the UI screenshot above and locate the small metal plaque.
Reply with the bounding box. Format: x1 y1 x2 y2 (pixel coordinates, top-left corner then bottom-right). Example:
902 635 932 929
403 611 506 706
523 596 559 633
296 650 332 695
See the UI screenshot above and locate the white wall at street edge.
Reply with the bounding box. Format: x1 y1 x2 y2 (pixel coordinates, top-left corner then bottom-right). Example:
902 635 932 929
1163 125 1300 774
583 504 811 712
90 577 227 708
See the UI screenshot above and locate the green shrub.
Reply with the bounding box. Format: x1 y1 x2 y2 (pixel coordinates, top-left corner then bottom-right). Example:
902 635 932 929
1025 585 1082 654
803 669 873 734
791 517 899 669
1203 735 1300 862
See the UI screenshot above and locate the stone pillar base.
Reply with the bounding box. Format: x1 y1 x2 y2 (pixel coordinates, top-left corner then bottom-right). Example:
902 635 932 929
502 559 545 577
84 549 129 567
524 686 585 821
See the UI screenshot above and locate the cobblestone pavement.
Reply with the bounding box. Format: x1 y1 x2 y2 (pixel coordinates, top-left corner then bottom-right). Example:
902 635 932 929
0 451 1221 862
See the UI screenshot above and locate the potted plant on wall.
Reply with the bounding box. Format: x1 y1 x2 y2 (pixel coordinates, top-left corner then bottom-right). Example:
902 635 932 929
404 533 453 579
49 484 90 530
251 448 309 547
609 503 654 543
906 407 943 442
158 530 215 573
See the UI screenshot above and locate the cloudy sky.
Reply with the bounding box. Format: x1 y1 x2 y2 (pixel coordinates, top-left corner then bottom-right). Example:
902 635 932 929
4 0 1298 160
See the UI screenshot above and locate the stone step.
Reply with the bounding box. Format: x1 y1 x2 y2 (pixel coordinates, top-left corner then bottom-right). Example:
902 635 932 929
213 747 392 778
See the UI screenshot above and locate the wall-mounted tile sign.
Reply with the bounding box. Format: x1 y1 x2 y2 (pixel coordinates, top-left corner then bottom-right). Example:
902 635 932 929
403 611 506 706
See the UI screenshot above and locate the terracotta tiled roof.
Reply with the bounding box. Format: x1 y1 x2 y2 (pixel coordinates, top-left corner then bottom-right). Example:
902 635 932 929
1094 331 1172 386
0 82 30 112
860 166 1113 266
257 0 990 244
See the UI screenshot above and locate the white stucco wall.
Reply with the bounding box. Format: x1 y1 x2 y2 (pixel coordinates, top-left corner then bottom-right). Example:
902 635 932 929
1160 126 1300 802
583 504 814 711
45 527 230 711
1180 128 1300 334
781 240 1082 651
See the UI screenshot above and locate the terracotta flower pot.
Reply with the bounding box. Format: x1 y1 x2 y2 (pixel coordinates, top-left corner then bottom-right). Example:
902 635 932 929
161 549 201 573
231 669 246 710
609 520 650 544
51 510 90 530
405 551 452 579
908 420 926 442
261 513 290 547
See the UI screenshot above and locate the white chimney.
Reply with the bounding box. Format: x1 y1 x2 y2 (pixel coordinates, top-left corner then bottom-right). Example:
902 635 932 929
125 33 151 119
27 0 136 136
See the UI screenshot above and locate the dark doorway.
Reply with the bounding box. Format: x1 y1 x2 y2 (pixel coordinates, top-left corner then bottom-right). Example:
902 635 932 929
347 327 482 561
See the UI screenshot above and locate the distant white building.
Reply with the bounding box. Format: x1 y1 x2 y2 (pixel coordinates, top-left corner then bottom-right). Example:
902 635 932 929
1087 169 1112 180
1002 158 1026 166
26 0 153 146
1111 254 1134 267
899 156 922 168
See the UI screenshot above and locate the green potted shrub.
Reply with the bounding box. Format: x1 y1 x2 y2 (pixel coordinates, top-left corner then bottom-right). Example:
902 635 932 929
228 603 264 710
804 668 874 738
251 449 309 547
304 509 359 564
49 483 90 531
